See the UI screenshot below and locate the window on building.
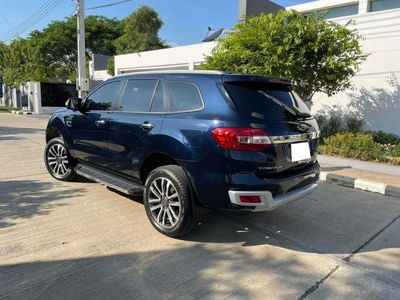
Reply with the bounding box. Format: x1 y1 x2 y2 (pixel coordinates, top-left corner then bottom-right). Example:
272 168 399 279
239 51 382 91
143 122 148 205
370 0 400 12
86 81 122 111
167 81 203 112
304 3 359 19
119 79 158 112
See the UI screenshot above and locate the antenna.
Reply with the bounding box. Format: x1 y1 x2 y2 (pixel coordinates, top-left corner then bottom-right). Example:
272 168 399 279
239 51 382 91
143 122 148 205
202 27 224 42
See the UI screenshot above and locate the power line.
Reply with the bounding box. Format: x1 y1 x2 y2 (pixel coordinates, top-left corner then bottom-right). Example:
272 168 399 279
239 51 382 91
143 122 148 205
0 0 56 40
0 13 10 26
0 0 68 42
1 0 67 42
85 0 131 10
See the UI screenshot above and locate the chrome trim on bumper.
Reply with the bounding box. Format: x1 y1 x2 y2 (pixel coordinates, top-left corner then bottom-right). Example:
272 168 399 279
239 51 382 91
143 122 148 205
228 181 319 212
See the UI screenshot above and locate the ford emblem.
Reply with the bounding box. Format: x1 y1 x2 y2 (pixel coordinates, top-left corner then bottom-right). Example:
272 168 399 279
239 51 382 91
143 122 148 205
297 124 308 132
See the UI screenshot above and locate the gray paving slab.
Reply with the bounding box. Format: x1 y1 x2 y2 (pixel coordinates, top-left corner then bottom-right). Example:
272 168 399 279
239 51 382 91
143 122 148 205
1 113 400 299
308 264 400 299
224 184 400 256
349 217 400 284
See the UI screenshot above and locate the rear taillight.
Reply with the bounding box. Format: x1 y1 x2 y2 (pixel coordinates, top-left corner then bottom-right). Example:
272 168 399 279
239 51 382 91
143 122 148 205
211 127 272 151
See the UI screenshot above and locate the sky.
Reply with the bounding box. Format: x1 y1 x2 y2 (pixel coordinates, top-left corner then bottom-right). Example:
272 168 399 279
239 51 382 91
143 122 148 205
0 0 313 46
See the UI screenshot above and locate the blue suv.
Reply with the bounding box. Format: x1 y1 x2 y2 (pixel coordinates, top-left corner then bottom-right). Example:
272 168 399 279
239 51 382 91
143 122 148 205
44 71 320 237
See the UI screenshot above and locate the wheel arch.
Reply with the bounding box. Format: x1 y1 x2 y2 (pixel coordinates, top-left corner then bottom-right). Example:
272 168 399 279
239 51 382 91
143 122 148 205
140 153 181 184
46 127 62 143
140 152 201 206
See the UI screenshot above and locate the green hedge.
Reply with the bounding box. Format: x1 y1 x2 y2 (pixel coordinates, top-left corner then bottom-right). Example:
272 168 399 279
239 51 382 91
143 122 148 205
319 132 382 161
318 132 400 165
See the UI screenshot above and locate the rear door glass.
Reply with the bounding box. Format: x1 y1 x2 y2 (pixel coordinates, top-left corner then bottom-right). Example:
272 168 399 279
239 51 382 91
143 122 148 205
119 79 158 112
224 82 311 121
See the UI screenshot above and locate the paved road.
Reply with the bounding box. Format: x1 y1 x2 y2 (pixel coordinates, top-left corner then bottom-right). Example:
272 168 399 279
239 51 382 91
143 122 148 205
0 113 399 299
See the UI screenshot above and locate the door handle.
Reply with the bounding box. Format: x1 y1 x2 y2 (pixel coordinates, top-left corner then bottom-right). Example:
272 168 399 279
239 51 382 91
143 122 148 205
141 121 154 130
95 119 106 126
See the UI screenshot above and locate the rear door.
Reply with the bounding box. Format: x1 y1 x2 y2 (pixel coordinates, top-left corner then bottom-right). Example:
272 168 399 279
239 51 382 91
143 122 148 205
223 80 320 172
67 80 122 168
108 78 166 179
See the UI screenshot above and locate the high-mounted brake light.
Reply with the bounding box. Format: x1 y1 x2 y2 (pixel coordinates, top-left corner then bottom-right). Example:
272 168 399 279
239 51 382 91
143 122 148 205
211 127 272 151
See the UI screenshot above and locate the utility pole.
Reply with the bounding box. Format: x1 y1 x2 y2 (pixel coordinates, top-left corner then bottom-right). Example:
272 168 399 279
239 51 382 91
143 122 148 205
76 0 88 98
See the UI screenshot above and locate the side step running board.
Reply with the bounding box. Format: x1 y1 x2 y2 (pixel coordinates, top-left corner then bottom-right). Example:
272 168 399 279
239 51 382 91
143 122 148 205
75 163 144 195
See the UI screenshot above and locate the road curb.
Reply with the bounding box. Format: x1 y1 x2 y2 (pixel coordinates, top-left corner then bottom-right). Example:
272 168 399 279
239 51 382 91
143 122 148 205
10 110 32 115
320 171 400 198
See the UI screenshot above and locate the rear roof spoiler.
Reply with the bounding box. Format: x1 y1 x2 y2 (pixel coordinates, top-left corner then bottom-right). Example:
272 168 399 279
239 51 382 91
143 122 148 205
222 74 292 86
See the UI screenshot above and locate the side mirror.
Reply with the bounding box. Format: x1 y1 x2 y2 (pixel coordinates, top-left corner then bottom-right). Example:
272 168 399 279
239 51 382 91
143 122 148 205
66 97 82 111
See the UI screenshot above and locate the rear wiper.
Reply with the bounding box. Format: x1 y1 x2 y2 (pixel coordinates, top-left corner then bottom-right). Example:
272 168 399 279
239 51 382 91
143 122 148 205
257 90 312 119
295 112 312 119
257 90 298 117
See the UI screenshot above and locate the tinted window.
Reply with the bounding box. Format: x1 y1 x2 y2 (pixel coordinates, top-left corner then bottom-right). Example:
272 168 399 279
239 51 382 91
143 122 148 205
167 81 203 112
305 4 359 19
86 81 121 111
224 82 311 121
370 0 400 12
119 79 158 112
150 82 164 112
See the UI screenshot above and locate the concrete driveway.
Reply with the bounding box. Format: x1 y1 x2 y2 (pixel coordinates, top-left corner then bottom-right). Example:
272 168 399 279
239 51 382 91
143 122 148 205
0 113 399 299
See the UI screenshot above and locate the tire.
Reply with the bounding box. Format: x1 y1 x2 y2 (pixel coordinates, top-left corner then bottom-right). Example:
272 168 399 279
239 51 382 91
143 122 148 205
44 137 77 181
144 165 196 237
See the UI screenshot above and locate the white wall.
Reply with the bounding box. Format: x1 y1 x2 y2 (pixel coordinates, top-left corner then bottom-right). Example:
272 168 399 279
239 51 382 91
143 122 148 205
114 42 217 75
92 70 112 81
288 0 400 134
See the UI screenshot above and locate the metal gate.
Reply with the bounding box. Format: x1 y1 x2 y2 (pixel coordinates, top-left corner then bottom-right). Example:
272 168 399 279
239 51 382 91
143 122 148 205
40 82 78 107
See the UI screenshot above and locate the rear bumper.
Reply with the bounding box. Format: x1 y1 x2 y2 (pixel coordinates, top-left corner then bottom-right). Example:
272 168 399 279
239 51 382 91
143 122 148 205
228 181 319 211
182 155 320 209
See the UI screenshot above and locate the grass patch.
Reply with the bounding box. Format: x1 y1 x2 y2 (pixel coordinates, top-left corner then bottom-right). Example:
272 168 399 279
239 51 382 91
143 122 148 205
0 107 13 113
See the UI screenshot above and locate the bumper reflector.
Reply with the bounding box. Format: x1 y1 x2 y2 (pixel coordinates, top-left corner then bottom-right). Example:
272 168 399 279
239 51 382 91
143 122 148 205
239 195 261 203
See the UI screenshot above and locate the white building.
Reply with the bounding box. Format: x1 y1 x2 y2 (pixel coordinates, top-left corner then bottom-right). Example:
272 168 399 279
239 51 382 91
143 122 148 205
113 0 400 134
288 0 400 134
114 42 217 75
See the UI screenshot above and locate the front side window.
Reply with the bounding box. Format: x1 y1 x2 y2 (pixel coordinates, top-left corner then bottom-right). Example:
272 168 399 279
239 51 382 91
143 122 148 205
119 79 158 112
85 81 122 111
167 81 203 112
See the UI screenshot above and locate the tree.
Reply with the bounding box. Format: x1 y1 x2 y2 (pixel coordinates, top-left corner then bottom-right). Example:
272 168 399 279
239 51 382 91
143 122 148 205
200 10 367 100
0 39 46 87
85 16 124 55
114 5 167 54
106 57 115 76
28 15 123 82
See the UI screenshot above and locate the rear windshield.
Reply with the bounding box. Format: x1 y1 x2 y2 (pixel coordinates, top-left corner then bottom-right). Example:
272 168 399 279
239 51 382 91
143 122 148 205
224 82 311 121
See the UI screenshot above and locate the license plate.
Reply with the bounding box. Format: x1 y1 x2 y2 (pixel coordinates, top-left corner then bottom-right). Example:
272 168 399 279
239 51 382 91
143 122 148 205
290 142 311 162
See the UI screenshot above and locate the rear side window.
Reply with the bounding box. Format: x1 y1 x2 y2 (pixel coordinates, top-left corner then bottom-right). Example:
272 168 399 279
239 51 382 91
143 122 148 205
224 82 311 121
86 81 122 111
119 79 158 112
167 81 203 112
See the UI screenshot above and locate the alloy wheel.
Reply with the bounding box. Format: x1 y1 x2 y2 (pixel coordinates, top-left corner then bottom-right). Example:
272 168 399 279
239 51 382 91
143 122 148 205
47 143 70 178
148 177 182 229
